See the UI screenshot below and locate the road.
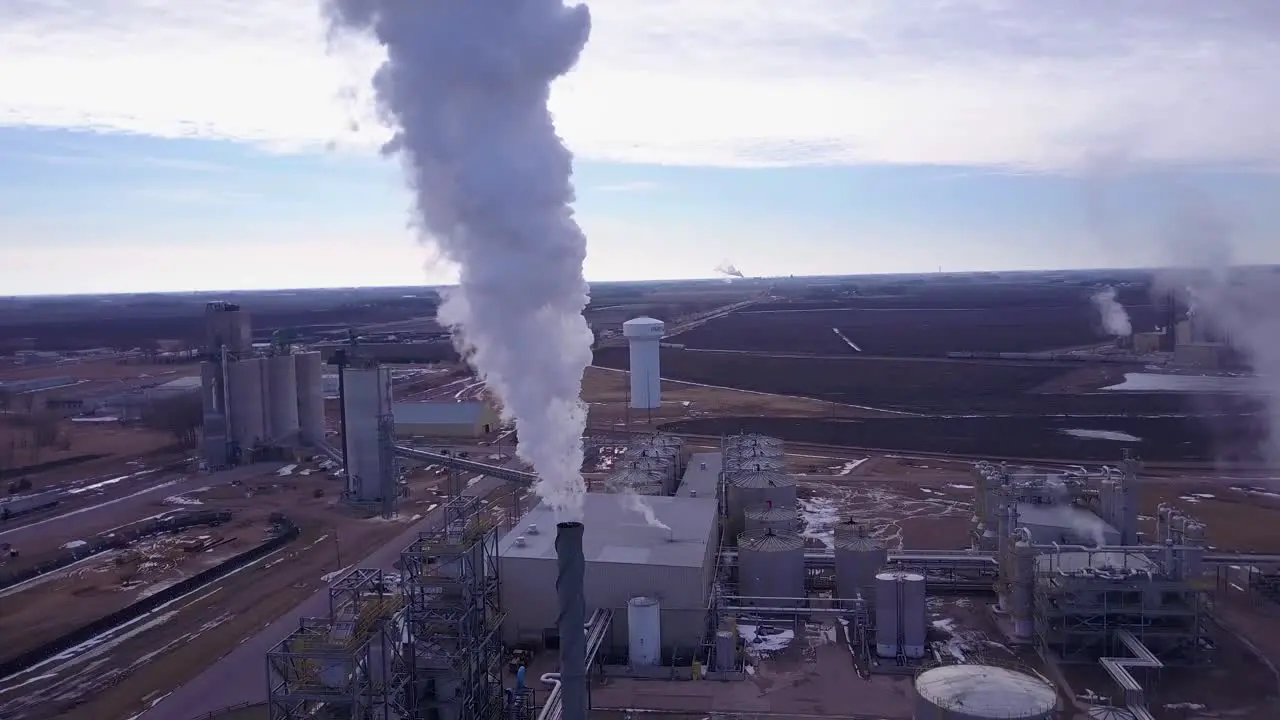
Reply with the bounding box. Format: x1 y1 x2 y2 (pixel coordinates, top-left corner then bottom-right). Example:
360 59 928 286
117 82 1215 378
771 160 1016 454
141 473 508 720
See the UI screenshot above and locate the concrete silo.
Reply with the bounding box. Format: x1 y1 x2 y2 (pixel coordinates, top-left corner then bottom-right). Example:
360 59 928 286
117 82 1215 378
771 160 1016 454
228 357 268 450
736 528 805 607
267 354 299 443
293 351 325 445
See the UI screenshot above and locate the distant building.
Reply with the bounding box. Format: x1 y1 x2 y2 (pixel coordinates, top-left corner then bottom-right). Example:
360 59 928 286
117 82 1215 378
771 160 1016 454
393 401 501 439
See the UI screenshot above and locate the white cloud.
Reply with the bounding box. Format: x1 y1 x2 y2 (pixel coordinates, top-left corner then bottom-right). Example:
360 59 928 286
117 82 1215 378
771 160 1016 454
3 0 1278 171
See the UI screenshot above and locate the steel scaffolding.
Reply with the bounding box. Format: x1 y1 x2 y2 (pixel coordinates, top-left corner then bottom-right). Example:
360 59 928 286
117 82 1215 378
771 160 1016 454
400 495 505 720
1032 550 1209 665
267 569 407 719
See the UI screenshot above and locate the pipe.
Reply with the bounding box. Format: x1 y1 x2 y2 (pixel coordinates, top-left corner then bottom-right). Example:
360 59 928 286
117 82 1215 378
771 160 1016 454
555 521 587 720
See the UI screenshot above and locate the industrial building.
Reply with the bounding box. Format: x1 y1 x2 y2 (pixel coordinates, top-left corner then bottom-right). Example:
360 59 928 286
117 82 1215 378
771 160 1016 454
623 316 664 410
497 492 718 654
340 359 396 511
676 451 721 498
392 400 500 438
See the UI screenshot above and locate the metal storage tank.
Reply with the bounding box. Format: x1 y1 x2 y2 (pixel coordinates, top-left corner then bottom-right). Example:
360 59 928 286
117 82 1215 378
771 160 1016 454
714 630 737 671
736 529 805 607
623 316 664 410
608 466 666 496
724 455 785 473
913 665 1057 720
874 571 925 658
627 596 661 666
726 444 784 462
267 354 300 442
874 572 900 658
901 572 927 658
744 502 798 532
834 521 888 606
1086 707 1136 720
294 351 325 445
727 470 796 538
228 357 267 449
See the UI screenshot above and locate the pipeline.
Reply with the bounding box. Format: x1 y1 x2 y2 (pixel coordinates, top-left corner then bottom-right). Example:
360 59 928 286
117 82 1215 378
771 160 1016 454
393 446 537 486
537 609 613 720
1099 629 1161 720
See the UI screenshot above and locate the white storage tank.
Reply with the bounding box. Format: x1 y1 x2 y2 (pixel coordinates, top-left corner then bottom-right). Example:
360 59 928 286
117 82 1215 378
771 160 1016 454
228 357 267 449
627 596 662 666
913 664 1057 720
623 317 664 410
834 521 888 606
294 351 325 444
874 571 926 658
727 470 796 538
737 529 805 607
268 354 300 442
744 502 798 532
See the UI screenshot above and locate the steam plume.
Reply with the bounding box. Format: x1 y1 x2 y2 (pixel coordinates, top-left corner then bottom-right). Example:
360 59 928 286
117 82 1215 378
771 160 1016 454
619 487 671 532
1091 286 1132 337
325 0 595 519
714 261 745 279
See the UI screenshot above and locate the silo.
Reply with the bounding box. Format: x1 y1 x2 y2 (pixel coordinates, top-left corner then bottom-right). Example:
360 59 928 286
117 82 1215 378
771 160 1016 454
228 357 267 450
727 433 783 451
913 665 1057 720
619 456 676 493
1087 707 1137 720
294 351 325 444
736 529 805 607
268 354 300 443
608 467 665 496
627 596 661 666
874 572 900 657
901 573 927 658
834 521 888 606
727 470 796 538
724 455 785 473
744 502 798 532
726 444 784 464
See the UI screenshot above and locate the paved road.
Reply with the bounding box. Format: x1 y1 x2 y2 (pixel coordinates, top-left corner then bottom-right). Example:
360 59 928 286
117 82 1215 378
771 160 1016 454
141 474 507 720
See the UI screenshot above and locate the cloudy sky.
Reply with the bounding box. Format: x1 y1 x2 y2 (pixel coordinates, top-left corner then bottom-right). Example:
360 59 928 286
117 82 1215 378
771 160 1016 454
1 1 1277 295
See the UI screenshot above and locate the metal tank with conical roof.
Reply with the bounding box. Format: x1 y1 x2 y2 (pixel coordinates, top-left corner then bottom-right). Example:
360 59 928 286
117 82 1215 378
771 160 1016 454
724 455 786 473
607 466 666 496
736 528 805 607
616 457 676 494
727 469 796 538
727 433 784 451
726 443 785 462
744 502 799 532
834 520 888 606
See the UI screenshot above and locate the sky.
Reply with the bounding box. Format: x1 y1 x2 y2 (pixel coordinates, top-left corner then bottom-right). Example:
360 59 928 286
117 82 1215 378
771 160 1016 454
1 1 1278 295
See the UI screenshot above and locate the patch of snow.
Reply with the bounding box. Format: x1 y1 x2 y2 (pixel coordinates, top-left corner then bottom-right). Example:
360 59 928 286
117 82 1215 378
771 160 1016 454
1164 702 1206 711
796 496 840 549
322 565 353 583
835 459 867 476
1061 429 1142 442
162 495 203 506
738 624 793 657
62 540 88 549
71 416 119 423
946 483 974 490
1103 372 1259 393
1192 493 1215 499
276 464 297 476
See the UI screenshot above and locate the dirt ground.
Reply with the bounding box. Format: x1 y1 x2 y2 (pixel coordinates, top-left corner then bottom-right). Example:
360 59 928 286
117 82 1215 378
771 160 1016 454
1 421 182 491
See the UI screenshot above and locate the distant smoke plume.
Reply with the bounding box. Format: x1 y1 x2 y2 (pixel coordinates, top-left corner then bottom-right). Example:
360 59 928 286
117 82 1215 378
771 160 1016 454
1090 286 1132 337
325 0 595 519
714 261 745 279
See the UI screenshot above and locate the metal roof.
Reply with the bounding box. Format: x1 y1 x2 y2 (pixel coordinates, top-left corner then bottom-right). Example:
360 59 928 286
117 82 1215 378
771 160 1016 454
678 452 722 498
738 528 804 552
393 401 490 426
498 493 717 569
728 469 793 489
154 375 203 391
915 665 1057 717
622 316 663 327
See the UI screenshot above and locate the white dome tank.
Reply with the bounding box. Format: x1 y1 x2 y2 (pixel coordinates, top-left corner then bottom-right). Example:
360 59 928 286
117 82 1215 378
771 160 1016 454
744 502 799 532
913 665 1057 720
834 521 888 607
736 529 805 607
727 470 796 538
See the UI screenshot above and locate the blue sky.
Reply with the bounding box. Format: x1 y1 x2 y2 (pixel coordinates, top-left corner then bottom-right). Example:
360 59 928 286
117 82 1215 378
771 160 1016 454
2 1 1278 295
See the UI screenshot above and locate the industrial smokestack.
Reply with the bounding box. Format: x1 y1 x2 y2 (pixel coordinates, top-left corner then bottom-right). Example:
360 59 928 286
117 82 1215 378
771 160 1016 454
555 521 587 720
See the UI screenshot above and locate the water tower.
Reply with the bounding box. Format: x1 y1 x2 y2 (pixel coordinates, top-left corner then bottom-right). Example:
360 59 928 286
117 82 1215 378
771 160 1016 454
623 317 665 410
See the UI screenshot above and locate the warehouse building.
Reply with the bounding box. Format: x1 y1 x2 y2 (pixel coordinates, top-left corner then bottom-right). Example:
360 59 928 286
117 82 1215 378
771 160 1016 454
497 492 718 655
392 400 500 439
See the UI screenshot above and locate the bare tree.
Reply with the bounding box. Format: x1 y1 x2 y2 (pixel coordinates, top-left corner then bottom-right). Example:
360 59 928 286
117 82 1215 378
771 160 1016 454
142 393 203 448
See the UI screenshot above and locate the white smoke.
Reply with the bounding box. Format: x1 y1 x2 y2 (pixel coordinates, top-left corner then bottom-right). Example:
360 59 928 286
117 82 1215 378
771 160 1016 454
618 487 671 532
1090 286 1132 337
325 0 595 520
1043 504 1109 547
714 261 745 279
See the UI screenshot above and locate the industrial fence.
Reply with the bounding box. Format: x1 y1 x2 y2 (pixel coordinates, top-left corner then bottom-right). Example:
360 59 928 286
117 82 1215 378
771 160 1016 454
0 509 235 590
0 515 299 679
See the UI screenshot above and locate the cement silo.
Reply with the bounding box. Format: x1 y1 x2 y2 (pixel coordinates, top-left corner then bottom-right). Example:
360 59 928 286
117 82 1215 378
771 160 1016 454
874 571 926 659
744 503 798 532
736 529 805 607
913 665 1056 720
834 521 888 606
727 470 796 538
294 351 325 445
228 357 268 450
268 354 300 443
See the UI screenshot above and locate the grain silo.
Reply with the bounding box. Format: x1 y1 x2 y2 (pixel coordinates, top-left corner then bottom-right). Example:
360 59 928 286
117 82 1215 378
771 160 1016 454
294 351 325 445
617 457 676 494
723 455 785 473
834 521 888 606
913 665 1057 720
874 571 926 658
726 470 796 538
736 528 805 607
228 357 267 450
608 467 666 496
744 502 798 532
726 433 784 451
726 444 784 464
267 354 300 443
1086 707 1136 720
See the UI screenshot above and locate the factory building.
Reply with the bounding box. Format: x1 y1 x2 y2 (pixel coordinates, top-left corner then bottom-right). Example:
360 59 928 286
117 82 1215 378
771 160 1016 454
623 316 664 410
143 375 203 403
392 400 500 439
341 360 396 508
497 492 718 654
